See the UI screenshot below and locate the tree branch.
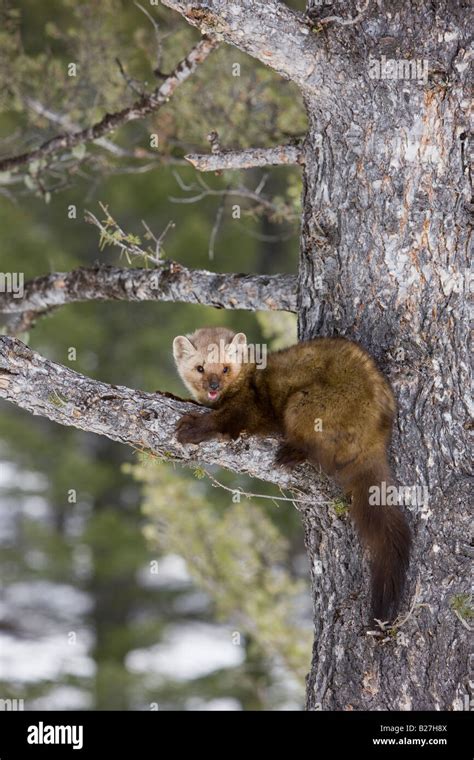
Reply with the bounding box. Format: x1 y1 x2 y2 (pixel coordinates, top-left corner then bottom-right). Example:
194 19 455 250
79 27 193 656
185 144 304 172
22 96 157 161
0 336 323 496
0 37 218 173
0 265 297 334
161 0 329 93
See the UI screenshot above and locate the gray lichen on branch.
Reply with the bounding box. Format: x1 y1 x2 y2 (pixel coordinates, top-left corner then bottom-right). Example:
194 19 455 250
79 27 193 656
185 144 304 172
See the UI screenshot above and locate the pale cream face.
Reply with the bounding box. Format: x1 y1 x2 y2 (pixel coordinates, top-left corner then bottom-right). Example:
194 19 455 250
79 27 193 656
173 328 247 405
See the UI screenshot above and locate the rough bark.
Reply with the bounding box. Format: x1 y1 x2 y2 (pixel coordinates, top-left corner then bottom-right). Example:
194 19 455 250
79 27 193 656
297 0 472 711
161 0 338 95
0 264 297 334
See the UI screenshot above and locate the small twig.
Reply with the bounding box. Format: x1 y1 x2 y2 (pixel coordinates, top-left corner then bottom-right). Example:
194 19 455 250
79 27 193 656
169 172 288 218
170 187 278 212
85 202 162 265
134 1 165 75
391 580 429 629
102 158 187 175
141 218 175 259
208 197 226 261
203 469 332 506
172 170 196 192
254 173 269 196
207 130 221 155
115 57 144 96
367 580 430 640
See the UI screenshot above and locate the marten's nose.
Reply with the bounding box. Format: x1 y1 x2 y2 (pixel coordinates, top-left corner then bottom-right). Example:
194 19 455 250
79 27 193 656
209 379 219 390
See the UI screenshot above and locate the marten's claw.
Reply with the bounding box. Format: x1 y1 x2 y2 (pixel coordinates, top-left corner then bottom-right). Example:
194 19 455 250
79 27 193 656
175 412 209 444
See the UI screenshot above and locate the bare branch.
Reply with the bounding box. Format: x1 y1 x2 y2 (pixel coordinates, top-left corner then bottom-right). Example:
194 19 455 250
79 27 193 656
185 144 304 172
141 219 176 260
23 96 155 160
85 203 167 266
134 1 166 75
0 37 218 173
170 171 298 220
115 57 145 96
161 0 329 93
208 197 225 260
0 265 298 334
0 336 323 497
203 468 330 506
20 98 187 184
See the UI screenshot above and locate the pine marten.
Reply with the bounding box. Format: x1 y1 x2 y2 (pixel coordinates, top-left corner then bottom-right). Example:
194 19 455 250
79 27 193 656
173 327 411 624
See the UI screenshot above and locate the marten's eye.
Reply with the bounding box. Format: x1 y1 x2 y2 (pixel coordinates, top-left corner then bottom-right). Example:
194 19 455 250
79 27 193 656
222 366 229 374
196 365 204 373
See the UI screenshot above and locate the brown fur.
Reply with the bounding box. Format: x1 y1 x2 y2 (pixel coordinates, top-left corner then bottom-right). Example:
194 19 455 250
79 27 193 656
173 328 411 624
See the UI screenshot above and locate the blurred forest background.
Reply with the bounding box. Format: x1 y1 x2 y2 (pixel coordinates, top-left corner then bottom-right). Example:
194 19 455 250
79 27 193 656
0 0 314 710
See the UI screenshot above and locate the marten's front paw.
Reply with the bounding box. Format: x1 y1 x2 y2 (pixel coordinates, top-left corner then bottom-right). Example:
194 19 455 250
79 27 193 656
275 442 306 469
175 412 212 444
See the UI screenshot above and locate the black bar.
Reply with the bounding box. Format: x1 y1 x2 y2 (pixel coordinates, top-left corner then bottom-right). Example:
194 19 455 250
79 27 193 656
0 710 471 758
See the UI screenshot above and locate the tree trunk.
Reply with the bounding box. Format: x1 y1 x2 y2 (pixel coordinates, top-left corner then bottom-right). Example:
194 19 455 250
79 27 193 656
300 3 471 710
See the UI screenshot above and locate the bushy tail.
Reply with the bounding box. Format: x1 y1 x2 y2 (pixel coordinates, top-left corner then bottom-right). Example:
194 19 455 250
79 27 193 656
344 452 411 624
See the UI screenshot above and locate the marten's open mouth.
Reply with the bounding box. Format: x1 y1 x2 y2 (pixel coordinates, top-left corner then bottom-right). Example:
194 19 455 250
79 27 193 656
208 390 219 401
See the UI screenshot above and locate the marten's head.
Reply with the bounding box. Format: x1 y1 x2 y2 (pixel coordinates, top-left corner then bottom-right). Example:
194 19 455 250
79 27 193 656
173 327 247 406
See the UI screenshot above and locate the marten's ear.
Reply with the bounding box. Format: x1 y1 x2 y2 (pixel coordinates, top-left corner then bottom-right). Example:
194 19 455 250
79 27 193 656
230 332 247 348
227 332 247 361
173 336 195 362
